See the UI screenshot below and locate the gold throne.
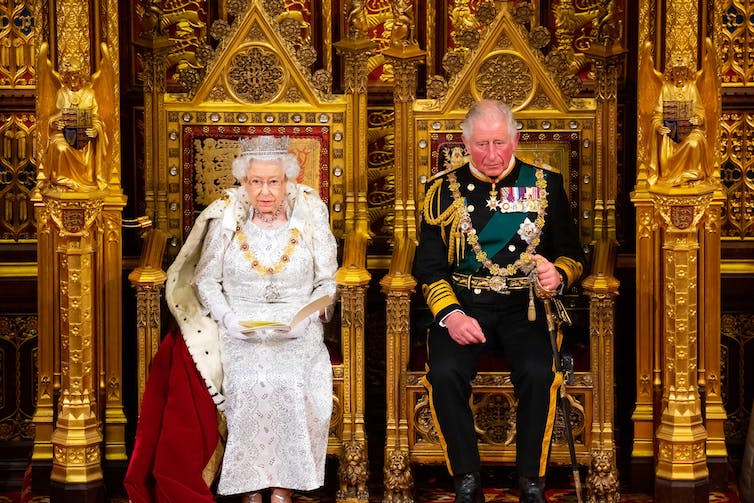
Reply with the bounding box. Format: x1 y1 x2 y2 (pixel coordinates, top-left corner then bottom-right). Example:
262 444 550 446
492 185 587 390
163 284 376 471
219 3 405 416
131 3 370 501
380 6 619 502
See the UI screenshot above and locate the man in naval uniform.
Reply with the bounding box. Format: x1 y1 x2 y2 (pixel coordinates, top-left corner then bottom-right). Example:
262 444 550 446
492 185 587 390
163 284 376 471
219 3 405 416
413 99 585 503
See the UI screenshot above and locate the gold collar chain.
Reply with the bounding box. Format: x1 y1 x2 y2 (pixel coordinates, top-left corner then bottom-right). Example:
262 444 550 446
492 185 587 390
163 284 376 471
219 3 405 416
235 225 302 275
448 169 548 277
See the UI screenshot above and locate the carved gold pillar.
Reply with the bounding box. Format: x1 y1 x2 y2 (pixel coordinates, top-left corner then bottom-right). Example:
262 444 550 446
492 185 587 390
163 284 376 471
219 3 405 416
334 35 372 237
383 31 425 243
101 195 128 470
583 34 624 501
135 39 171 234
629 189 659 486
132 0 171 237
634 0 724 496
30 197 58 485
127 230 168 414
585 44 625 244
699 191 728 489
32 1 124 498
632 5 662 483
381 14 424 498
47 193 106 498
653 186 713 501
332 12 373 502
632 9 667 485
380 239 416 502
334 273 371 503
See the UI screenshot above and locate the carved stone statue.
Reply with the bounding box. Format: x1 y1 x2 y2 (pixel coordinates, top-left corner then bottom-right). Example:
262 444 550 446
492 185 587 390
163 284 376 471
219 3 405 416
36 43 115 192
639 39 720 186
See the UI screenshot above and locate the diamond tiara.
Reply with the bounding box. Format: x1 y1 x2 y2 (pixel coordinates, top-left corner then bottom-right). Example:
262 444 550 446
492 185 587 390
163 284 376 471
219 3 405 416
238 135 290 157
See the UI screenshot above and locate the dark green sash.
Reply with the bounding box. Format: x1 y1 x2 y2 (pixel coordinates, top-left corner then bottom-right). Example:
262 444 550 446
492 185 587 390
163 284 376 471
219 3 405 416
458 164 539 273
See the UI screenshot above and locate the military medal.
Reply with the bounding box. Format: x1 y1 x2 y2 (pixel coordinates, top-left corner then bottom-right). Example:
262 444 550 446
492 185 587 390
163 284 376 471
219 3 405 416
447 169 549 280
496 186 543 213
517 217 538 244
486 183 499 210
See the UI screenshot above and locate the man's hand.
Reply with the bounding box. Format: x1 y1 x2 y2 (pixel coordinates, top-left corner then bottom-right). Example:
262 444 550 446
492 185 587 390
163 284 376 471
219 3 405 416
443 310 486 345
533 254 562 293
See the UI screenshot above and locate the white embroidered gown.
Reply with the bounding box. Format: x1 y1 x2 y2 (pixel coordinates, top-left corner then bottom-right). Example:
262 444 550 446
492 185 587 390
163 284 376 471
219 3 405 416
194 192 337 495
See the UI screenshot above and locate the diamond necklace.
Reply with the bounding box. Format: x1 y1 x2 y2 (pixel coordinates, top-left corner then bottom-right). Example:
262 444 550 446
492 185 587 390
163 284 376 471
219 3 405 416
253 202 284 224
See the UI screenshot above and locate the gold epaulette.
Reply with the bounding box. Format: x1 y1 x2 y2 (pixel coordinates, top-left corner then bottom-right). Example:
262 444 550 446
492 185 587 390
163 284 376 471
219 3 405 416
426 163 464 183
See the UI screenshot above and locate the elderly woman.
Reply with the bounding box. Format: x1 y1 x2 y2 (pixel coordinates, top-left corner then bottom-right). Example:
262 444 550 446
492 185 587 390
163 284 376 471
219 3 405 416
175 135 337 503
125 135 336 503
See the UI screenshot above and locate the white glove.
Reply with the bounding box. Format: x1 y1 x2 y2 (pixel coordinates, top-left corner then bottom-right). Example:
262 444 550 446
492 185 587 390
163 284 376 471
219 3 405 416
222 311 247 340
283 310 320 339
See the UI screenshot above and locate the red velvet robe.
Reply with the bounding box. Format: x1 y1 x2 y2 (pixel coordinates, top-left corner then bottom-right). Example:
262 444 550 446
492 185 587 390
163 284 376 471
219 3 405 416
124 328 220 503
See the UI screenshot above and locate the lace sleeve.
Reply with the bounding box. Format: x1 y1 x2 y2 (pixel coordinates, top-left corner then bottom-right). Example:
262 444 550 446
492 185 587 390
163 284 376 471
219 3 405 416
309 196 338 301
194 217 232 322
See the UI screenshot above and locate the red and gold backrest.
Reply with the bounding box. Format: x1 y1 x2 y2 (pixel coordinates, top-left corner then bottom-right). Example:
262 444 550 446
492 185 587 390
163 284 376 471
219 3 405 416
175 122 344 241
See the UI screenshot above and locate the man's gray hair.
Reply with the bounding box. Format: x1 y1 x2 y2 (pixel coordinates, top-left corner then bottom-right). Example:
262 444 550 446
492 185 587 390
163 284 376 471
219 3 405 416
460 99 518 138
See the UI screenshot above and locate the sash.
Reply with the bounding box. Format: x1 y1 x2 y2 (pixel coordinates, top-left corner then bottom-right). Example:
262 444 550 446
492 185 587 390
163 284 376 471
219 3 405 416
458 164 539 273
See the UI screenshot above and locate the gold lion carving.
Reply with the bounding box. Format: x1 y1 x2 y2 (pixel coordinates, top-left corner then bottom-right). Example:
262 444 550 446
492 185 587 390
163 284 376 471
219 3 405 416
345 0 370 39
384 449 413 503
337 440 369 500
586 449 620 503
389 0 415 48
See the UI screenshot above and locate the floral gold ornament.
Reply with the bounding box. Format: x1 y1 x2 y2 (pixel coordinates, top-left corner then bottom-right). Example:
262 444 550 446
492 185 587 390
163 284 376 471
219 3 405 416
235 226 301 276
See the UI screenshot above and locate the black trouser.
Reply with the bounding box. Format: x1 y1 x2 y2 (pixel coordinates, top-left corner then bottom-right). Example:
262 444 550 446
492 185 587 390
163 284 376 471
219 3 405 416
424 288 558 478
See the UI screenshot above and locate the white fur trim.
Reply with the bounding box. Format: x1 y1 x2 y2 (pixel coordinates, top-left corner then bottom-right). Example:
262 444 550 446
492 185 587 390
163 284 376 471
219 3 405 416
166 192 234 410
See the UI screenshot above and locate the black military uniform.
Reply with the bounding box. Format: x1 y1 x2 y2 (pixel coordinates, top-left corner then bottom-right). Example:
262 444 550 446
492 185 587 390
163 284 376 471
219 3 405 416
413 157 584 494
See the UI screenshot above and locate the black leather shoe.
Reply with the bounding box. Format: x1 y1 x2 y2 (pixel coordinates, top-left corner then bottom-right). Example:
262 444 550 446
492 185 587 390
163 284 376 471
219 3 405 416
453 472 484 503
518 476 546 503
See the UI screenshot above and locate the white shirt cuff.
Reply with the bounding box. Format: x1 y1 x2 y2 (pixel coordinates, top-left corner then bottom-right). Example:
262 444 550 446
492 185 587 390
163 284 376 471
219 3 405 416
439 308 465 327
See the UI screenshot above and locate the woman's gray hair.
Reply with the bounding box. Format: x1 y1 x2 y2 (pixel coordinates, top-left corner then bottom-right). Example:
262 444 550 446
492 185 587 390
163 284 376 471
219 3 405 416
460 99 518 138
230 152 300 183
